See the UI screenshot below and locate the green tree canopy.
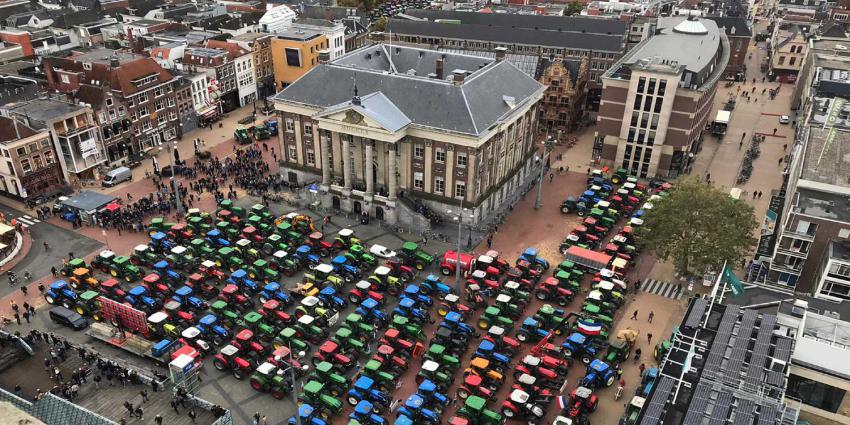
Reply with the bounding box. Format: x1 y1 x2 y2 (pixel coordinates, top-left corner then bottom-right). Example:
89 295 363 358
373 16 389 32
565 2 584 16
636 177 757 278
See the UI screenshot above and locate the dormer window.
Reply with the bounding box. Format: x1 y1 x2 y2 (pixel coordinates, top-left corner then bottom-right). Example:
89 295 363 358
83 62 92 70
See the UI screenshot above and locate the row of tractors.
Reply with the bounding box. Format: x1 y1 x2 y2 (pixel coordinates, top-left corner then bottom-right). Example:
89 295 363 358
234 119 278 145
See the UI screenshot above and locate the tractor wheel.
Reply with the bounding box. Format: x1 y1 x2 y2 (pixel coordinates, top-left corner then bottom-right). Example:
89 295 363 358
502 408 515 418
477 318 490 329
387 285 400 296
606 375 616 387
414 261 425 271
581 356 592 364
348 294 361 304
623 350 631 360
62 300 73 309
233 369 246 380
440 267 452 276
535 291 549 301
271 389 285 400
561 207 571 214
125 276 133 283
347 396 359 406
110 269 118 277
437 305 450 316
75 306 86 316
563 348 573 358
577 210 586 217
319 249 329 258
213 359 227 371
457 388 470 399
516 332 528 342
92 314 101 322
249 380 263 391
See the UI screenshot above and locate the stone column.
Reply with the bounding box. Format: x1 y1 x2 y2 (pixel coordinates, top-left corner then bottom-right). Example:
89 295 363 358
365 140 374 194
388 144 397 199
320 131 331 185
342 134 352 189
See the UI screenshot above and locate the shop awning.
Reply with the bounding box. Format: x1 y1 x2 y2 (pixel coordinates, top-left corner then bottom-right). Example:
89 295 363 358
0 243 9 250
0 223 13 235
105 202 121 212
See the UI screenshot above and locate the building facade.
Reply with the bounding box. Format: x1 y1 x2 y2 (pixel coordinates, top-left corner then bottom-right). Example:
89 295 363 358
270 29 328 91
229 32 275 100
0 116 65 200
288 18 346 60
536 54 590 133
272 44 545 225
595 17 729 178
181 47 238 113
709 16 752 81
43 48 181 164
771 20 812 82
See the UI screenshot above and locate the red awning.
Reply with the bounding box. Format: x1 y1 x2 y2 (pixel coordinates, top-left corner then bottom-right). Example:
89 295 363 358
105 202 121 212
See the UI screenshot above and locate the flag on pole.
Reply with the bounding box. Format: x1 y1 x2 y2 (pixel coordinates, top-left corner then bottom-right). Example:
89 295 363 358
577 320 603 335
722 265 745 297
557 395 568 409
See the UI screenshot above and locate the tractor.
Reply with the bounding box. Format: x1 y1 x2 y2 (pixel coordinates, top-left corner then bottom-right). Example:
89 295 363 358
349 400 388 425
453 395 503 425
367 266 403 296
604 329 637 366
74 291 102 321
68 268 99 290
234 128 250 144
330 255 361 283
332 228 362 251
398 241 433 271
563 386 598 421
308 361 348 396
482 325 520 357
213 344 255 379
501 388 547 424
354 298 389 329
622 396 646 425
517 248 549 272
392 297 433 325
299 380 344 418
579 359 618 389
654 339 671 362
440 250 476 278
437 293 472 320
44 281 78 308
346 376 391 412
249 362 295 399
348 280 386 306
416 360 452 394
60 258 86 277
562 332 601 364
109 256 140 282
91 250 116 273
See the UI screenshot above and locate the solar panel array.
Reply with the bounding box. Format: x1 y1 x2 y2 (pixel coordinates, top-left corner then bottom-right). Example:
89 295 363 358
746 314 777 387
733 399 756 425
708 392 734 425
642 376 675 425
758 404 779 425
726 309 758 379
705 305 740 372
682 381 713 425
684 298 708 328
773 336 793 362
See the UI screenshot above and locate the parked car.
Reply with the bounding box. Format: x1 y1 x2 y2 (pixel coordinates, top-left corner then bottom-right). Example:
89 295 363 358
49 306 88 330
779 115 790 124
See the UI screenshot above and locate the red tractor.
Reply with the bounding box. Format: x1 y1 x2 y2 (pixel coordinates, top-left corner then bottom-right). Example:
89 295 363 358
311 340 355 370
378 328 418 358
230 329 269 358
483 250 510 273
306 232 334 257
514 354 570 380
440 251 476 278
467 270 500 293
437 293 472 320
348 280 387 305
534 277 575 307
213 344 255 379
268 346 308 380
199 260 227 283
564 386 598 420
258 299 294 328
482 325 520 357
218 284 254 310
186 273 219 299
141 273 171 299
457 373 496 401
385 258 415 282
370 344 407 374
99 278 126 299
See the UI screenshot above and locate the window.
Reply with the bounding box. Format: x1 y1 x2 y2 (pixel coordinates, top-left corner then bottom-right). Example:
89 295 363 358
118 106 125 116
306 149 315 166
285 118 294 132
60 74 69 84
654 98 663 114
651 114 660 130
138 106 149 117
434 177 445 194
455 182 466 199
98 112 107 123
647 78 656 94
106 98 114 107
787 374 846 413
20 159 31 174
137 92 148 103
637 77 646 93
633 94 642 109
658 80 667 96
167 98 175 107
154 87 164 97
414 145 424 159
285 48 301 67
28 143 38 153
643 96 653 112
630 111 639 126
41 139 50 149
778 56 786 65
789 57 797 66
304 122 313 136
435 148 446 163
457 152 467 168
413 172 424 190
15 147 26 156
288 145 297 161
44 151 54 165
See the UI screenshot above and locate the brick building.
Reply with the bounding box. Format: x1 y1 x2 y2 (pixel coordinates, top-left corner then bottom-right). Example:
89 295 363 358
536 54 590 133
709 16 752 81
0 116 65 200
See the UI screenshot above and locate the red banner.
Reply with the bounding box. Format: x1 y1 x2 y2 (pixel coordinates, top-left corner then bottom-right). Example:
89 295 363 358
99 297 149 337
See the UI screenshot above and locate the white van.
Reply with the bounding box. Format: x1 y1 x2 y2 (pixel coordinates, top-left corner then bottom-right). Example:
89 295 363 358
102 167 132 187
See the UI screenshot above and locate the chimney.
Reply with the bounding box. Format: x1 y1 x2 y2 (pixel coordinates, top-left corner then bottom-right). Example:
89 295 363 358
452 69 466 85
435 58 444 80
109 56 120 68
494 46 507 62
318 49 330 64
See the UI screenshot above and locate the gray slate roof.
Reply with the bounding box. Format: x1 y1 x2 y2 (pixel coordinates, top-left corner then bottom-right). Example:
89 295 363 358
320 92 412 132
387 19 624 53
403 9 627 36
274 45 543 135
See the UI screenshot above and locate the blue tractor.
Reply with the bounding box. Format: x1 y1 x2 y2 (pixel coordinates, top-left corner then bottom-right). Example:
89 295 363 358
396 392 440 425
205 229 230 248
227 269 260 294
293 245 321 268
356 298 389 329
197 314 231 345
349 400 388 425
515 316 551 343
317 286 347 312
124 285 161 312
149 231 172 253
330 255 360 283
438 311 478 340
403 284 433 307
287 404 327 425
258 282 294 306
413 379 449 413
392 297 433 325
518 248 550 272
346 376 391 412
562 332 602 364
637 367 659 397
171 286 209 311
418 275 452 298
579 359 618 389
44 280 78 309
474 340 511 372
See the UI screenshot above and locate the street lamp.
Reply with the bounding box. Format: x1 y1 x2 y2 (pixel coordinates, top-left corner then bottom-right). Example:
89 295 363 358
534 135 555 210
286 343 308 425
446 200 475 296
160 142 184 215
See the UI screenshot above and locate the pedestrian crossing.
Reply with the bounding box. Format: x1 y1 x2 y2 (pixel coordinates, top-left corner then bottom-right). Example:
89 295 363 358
14 215 40 228
641 278 684 300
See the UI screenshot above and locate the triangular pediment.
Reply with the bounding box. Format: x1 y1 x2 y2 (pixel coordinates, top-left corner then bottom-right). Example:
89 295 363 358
315 92 411 133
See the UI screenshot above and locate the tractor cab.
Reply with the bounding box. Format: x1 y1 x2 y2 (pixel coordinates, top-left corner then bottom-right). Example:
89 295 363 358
181 326 210 353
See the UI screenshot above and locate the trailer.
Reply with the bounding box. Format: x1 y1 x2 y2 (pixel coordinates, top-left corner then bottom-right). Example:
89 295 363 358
710 110 731 135
563 246 612 272
87 322 192 366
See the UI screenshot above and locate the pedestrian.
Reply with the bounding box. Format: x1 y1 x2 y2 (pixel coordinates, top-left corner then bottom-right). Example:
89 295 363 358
739 139 743 149
758 191 763 199
155 414 164 425
634 348 642 362
648 311 654 323
773 128 777 135
486 236 493 249
93 374 101 390
23 310 29 323
783 143 788 151
13 312 20 325
28 305 34 317
631 310 638 320
262 416 268 425
254 412 261 424
639 363 646 377
20 285 27 296
140 388 148 402
634 280 640 292
647 333 653 345
170 398 179 413
188 410 196 424
752 191 757 200
549 173 554 183
134 406 143 420
124 401 134 417
778 156 783 165
11 300 18 312
51 266 57 277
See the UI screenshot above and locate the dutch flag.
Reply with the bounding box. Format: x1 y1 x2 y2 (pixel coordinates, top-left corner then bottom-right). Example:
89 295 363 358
557 395 568 410
577 320 603 336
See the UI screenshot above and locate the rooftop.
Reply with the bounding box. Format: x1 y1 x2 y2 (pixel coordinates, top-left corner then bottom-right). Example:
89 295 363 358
0 116 39 143
637 299 797 425
184 47 228 58
795 187 850 222
402 8 627 35
799 112 850 189
228 31 271 42
707 16 753 37
386 19 625 53
127 18 166 27
4 98 88 127
627 16 722 75
293 17 341 28
274 27 325 41
67 48 143 65
436 47 541 77
274 44 543 136
811 37 850 53
726 286 850 322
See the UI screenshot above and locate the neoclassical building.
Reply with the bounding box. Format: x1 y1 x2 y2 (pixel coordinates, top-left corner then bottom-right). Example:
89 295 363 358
272 44 545 225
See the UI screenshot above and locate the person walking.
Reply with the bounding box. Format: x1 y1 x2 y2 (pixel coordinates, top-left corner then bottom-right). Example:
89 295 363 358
639 363 646 377
647 333 653 345
134 406 143 420
188 410 197 423
648 311 654 323
171 398 180 413
51 266 57 277
124 401 134 417
155 414 164 425
634 348 642 362
631 310 638 320
22 310 29 324
13 312 20 325
20 285 27 296
140 388 148 402
773 128 778 135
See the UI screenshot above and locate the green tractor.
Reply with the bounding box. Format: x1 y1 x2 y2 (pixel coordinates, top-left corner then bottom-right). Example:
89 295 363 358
477 306 514 332
74 291 102 321
253 124 270 141
247 259 279 283
654 339 671 362
274 327 309 353
234 128 250 144
339 313 375 343
398 241 433 271
190 238 215 257
60 258 87 277
345 245 377 268
309 361 348 396
109 256 140 283
389 315 426 341
360 359 398 392
622 396 646 424
611 167 629 185
249 362 295 399
298 380 343 419
454 395 503 425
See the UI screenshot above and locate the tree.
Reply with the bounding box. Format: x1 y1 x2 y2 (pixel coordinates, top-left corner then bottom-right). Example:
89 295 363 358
565 2 584 16
373 16 388 32
636 177 757 279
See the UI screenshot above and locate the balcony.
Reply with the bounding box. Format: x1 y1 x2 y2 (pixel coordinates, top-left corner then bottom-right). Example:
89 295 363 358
55 122 95 137
782 229 816 242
